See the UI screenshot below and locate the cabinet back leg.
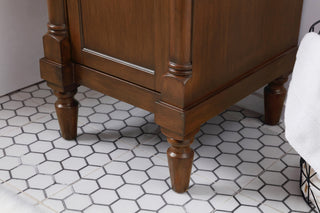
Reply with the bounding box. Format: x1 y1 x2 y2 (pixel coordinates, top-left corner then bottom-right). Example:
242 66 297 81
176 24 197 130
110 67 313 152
54 90 79 140
264 76 288 125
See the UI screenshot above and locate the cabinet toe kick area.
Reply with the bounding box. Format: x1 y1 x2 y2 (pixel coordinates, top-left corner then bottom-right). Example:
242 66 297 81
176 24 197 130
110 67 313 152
40 0 303 193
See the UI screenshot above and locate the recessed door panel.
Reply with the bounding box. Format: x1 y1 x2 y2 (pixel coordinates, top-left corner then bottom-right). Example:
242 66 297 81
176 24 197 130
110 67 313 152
80 0 155 71
67 0 169 90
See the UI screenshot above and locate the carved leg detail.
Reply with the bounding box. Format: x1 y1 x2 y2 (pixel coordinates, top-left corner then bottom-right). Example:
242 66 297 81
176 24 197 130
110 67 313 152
264 76 288 125
54 90 79 140
166 136 194 193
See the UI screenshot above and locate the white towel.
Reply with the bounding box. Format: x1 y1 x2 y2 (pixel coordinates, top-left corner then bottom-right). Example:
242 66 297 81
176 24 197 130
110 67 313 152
285 32 320 174
0 185 44 213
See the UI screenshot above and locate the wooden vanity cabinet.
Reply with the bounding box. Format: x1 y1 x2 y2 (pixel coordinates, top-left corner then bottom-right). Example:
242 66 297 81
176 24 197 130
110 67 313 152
40 0 303 192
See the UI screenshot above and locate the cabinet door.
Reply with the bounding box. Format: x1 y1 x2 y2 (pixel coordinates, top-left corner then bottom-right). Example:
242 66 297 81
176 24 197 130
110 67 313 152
67 0 169 90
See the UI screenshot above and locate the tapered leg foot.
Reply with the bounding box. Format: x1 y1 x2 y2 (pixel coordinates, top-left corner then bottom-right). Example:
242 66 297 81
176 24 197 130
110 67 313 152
166 136 194 193
264 76 288 125
54 90 78 140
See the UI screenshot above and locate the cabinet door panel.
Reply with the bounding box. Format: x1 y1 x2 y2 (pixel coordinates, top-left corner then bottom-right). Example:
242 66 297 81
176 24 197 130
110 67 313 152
67 0 169 90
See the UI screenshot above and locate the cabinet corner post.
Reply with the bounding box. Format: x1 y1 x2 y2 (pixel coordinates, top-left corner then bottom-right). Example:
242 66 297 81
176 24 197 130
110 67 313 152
155 0 198 193
40 0 78 140
159 0 194 108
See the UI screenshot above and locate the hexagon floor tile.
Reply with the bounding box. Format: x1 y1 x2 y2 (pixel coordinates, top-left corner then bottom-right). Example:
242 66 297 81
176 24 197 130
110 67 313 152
0 82 316 213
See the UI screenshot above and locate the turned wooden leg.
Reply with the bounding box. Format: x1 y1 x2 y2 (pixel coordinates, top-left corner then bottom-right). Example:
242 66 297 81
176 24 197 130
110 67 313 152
54 90 79 140
165 134 195 193
264 76 288 125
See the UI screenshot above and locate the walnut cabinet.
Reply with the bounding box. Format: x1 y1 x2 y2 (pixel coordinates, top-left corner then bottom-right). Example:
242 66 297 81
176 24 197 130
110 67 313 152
40 0 303 192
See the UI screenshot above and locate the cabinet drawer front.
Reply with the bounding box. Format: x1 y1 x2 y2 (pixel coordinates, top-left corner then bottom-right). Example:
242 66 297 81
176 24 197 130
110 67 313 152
67 0 169 90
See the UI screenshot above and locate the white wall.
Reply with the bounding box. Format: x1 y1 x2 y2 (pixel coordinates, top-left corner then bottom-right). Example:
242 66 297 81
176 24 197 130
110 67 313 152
299 0 320 40
237 0 320 114
0 0 48 96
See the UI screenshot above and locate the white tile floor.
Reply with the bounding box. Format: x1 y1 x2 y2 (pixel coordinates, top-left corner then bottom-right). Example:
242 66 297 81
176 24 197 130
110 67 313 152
0 82 316 213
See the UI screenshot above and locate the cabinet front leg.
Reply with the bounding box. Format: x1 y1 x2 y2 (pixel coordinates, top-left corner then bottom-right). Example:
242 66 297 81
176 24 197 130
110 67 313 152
54 89 79 140
161 128 198 193
264 75 288 125
167 137 194 193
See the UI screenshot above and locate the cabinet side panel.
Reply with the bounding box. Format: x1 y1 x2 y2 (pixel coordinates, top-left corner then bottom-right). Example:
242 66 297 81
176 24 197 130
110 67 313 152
191 0 303 103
